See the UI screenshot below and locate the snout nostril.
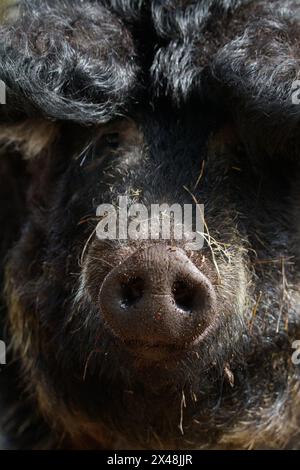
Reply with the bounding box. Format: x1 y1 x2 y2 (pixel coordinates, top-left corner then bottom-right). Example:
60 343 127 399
172 280 196 313
120 277 144 309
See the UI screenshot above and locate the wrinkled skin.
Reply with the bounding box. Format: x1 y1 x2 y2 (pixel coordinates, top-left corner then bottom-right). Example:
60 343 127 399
1 0 300 449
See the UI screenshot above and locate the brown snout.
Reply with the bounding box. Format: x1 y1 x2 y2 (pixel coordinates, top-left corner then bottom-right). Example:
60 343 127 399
99 245 216 357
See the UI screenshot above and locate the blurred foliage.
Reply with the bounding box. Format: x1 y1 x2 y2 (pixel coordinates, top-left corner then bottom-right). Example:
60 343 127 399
0 0 16 22
0 1 8 20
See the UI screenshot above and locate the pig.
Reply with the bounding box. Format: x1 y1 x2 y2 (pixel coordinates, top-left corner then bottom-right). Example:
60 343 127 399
0 0 300 449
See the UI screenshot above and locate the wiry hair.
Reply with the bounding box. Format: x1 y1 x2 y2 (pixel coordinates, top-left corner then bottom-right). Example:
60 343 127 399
0 0 140 124
1 0 300 136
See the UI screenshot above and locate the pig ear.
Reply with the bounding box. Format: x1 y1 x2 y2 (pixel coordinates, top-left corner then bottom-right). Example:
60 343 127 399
0 118 60 233
208 12 300 158
0 119 59 160
0 0 139 124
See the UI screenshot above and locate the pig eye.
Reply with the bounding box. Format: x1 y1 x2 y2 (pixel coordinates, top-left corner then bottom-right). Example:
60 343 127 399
95 132 121 154
102 133 120 148
79 132 121 168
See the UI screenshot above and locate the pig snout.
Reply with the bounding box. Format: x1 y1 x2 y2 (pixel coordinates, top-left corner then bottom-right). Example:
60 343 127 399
99 245 217 357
